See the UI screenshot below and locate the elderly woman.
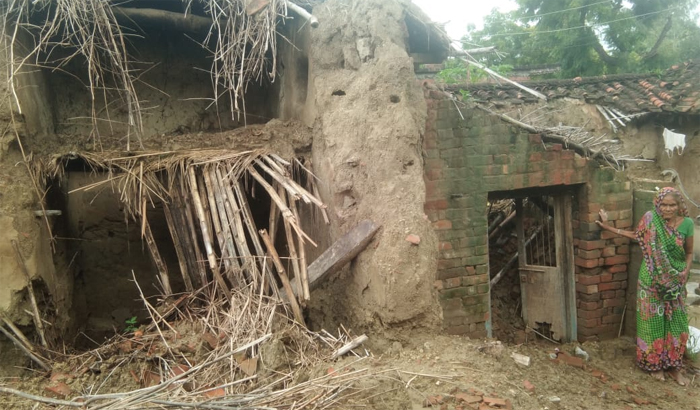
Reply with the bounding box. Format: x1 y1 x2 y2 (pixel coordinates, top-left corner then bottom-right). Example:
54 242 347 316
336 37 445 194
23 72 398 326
596 187 694 385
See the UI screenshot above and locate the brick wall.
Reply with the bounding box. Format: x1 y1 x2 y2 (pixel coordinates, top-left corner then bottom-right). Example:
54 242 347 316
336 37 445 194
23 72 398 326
422 81 633 341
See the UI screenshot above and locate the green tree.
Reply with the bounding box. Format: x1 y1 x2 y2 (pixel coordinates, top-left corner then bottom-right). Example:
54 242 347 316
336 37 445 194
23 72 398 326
463 0 700 77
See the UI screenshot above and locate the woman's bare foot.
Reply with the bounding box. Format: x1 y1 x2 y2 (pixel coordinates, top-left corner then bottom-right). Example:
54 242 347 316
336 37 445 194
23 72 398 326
650 371 665 381
665 368 688 386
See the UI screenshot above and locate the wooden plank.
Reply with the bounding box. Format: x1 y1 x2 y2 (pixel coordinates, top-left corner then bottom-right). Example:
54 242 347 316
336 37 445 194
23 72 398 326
291 220 380 295
260 229 305 326
143 220 173 295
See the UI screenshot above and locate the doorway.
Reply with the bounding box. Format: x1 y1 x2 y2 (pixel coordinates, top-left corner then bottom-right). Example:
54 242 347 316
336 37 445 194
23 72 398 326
488 188 577 343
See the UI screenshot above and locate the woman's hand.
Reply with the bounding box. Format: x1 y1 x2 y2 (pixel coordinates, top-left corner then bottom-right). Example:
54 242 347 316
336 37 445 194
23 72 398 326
595 209 609 227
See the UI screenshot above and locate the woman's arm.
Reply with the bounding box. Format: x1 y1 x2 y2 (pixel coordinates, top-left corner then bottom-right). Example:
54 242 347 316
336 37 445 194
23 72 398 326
683 234 694 281
595 209 638 241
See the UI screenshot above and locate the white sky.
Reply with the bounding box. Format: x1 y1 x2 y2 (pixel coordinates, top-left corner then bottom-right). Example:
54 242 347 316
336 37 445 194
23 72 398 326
411 0 517 41
410 0 700 43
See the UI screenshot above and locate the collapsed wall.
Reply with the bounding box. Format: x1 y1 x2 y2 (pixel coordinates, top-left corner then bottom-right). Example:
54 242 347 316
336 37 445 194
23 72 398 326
304 0 440 332
0 0 442 365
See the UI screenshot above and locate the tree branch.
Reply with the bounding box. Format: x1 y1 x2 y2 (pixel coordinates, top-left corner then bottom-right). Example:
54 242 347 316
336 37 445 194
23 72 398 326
579 8 620 66
643 16 673 60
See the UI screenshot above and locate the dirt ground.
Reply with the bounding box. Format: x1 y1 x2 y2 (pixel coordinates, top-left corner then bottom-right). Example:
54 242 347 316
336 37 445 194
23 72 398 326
1 315 699 410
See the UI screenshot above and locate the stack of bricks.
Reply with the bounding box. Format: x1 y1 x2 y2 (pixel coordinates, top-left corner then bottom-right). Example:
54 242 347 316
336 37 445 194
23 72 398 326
421 80 633 340
573 169 633 341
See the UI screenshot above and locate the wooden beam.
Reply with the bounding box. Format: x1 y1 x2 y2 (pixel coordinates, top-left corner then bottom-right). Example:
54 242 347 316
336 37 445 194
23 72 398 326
289 220 380 296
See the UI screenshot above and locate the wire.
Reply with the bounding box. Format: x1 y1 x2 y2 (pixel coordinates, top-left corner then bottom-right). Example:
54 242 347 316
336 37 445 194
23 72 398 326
483 6 678 38
512 0 616 21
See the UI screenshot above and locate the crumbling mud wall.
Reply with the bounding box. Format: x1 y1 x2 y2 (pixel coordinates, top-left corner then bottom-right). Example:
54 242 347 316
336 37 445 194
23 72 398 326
0 44 70 375
305 0 440 332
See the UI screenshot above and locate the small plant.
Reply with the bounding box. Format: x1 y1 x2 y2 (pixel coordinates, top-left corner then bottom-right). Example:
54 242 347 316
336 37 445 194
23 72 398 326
124 316 139 333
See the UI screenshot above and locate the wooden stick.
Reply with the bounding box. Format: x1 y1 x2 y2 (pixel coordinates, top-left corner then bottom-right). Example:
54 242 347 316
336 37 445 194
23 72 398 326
488 210 515 239
0 314 34 352
460 57 547 101
0 387 77 407
235 182 278 298
287 1 319 28
176 177 207 287
142 220 173 295
0 326 51 372
290 192 310 301
618 304 627 338
187 167 231 301
10 240 47 348
219 166 259 287
259 229 305 325
202 167 239 288
331 334 368 359
162 203 193 292
280 186 303 304
475 105 621 166
312 180 330 225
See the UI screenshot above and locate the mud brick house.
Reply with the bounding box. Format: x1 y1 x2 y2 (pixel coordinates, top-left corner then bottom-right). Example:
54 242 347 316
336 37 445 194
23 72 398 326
0 0 699 375
424 61 700 341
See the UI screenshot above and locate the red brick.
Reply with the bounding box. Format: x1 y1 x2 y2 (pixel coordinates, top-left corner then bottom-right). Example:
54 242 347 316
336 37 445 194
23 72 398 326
465 266 476 275
617 245 630 254
433 220 452 230
483 397 507 407
601 290 616 299
579 240 606 251
439 241 452 250
578 249 601 259
599 273 613 282
556 353 585 368
438 259 460 269
575 257 600 268
607 264 627 273
550 143 563 151
598 282 620 291
601 246 616 257
434 280 444 290
529 134 542 143
445 277 461 289
425 199 449 210
580 301 601 310
604 255 629 265
615 290 626 298
45 382 72 398
580 318 600 328
603 298 624 308
576 283 599 294
578 292 601 302
577 275 600 285
613 237 630 245
523 380 535 392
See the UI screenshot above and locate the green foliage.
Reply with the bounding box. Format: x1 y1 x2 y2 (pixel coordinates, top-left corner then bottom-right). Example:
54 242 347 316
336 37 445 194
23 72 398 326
462 0 700 77
437 59 514 84
124 316 138 333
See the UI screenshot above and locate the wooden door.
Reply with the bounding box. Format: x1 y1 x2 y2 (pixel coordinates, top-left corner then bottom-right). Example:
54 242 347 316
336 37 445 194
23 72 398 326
516 195 576 342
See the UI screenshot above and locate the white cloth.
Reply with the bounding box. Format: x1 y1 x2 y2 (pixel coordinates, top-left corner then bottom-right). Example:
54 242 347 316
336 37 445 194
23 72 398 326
689 326 700 355
662 128 686 157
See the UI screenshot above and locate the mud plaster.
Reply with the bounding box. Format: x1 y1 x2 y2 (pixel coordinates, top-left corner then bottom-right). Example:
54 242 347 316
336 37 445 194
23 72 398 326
305 0 440 332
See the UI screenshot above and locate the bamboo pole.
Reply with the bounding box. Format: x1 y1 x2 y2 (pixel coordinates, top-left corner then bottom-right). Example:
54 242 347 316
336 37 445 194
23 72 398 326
290 192 310 301
177 177 208 287
216 166 254 287
0 327 50 372
280 186 303 304
259 229 305 325
162 203 193 292
187 167 231 301
202 167 238 285
142 220 173 295
10 240 47 348
235 182 278 297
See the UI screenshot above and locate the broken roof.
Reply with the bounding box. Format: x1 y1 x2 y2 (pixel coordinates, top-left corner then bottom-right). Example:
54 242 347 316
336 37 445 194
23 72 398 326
450 60 700 115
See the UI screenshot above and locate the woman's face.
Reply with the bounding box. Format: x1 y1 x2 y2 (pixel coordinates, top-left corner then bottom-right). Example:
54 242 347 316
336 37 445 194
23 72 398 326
658 196 679 220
